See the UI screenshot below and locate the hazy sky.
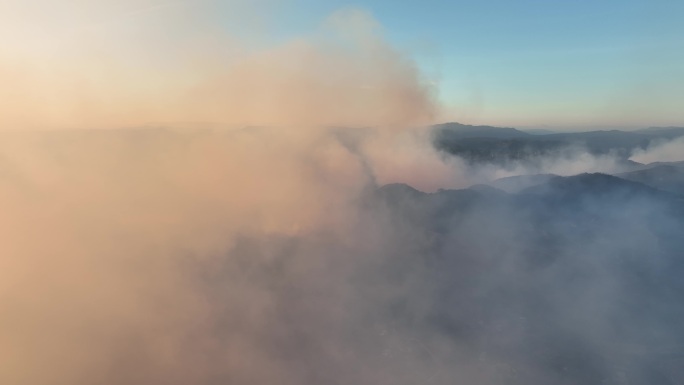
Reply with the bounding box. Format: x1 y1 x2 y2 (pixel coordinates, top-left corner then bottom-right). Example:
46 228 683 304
1 0 683 129
276 0 684 128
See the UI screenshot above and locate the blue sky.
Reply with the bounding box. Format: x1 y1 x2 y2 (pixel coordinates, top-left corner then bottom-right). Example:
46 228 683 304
273 0 684 128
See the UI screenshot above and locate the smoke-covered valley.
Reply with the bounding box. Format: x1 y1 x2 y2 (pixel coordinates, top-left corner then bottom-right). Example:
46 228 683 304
2 122 684 385
1 2 684 385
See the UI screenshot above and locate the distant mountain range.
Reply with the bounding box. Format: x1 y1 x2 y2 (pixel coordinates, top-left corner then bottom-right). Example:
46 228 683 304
488 161 684 196
432 122 531 139
431 122 684 164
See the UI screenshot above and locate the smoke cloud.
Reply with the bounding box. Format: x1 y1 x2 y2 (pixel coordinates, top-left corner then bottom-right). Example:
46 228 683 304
0 2 437 131
630 136 684 164
0 2 459 384
1 2 683 385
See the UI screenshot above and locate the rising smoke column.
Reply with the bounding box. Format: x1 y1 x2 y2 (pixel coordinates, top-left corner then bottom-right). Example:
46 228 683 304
0 2 464 384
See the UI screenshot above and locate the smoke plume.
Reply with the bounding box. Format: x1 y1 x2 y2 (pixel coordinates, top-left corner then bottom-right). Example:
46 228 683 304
1 2 683 385
0 2 458 384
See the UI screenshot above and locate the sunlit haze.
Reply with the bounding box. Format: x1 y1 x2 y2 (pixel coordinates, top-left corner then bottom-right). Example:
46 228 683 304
2 2 684 385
